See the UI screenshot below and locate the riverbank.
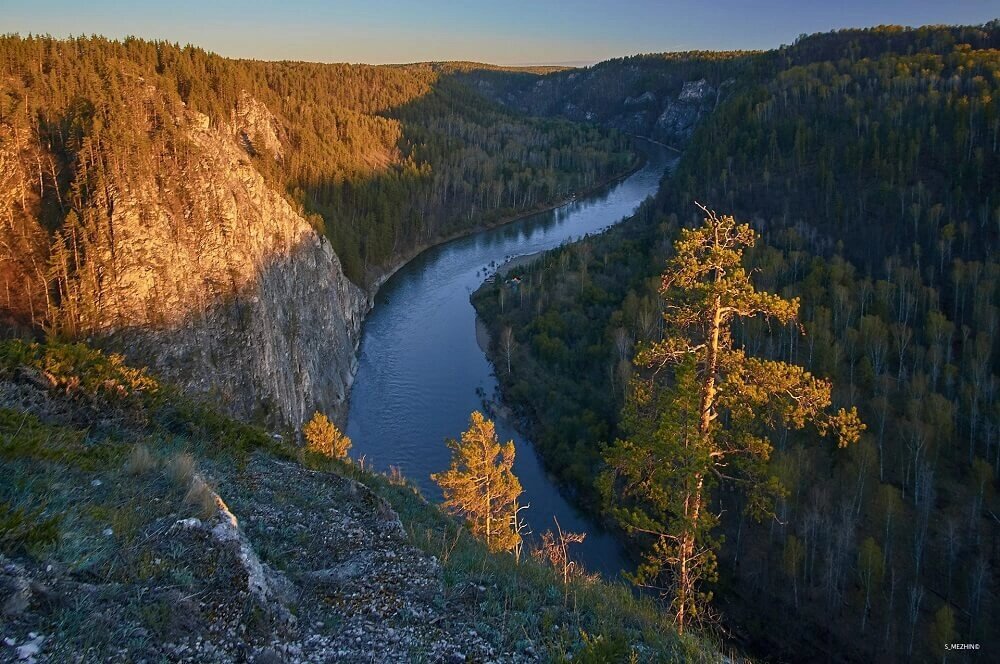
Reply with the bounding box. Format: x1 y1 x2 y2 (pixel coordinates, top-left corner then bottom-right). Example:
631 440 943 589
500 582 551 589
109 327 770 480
472 283 607 517
345 143 674 577
466 147 680 532
359 141 650 299
334 144 646 427
630 133 682 153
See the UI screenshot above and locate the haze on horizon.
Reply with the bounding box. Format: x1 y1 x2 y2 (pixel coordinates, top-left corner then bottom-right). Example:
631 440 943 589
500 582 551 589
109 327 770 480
4 0 998 66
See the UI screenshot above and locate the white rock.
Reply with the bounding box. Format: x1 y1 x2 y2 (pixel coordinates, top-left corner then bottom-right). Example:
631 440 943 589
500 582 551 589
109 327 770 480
16 642 40 660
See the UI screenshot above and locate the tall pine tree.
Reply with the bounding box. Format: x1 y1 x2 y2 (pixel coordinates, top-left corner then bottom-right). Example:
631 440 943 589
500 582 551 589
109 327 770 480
600 206 864 633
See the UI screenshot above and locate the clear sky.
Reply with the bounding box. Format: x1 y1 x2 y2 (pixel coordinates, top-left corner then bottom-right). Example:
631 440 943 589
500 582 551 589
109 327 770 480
3 1 997 65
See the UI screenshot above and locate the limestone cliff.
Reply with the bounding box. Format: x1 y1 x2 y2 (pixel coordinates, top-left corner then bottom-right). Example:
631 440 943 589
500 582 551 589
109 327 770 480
0 84 367 427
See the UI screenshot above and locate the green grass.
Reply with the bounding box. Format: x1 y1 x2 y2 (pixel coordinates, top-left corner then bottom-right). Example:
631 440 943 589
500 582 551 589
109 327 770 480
0 339 284 464
0 408 126 470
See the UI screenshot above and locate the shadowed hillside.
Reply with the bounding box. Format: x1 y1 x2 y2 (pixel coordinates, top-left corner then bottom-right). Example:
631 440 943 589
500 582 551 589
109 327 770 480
0 339 722 662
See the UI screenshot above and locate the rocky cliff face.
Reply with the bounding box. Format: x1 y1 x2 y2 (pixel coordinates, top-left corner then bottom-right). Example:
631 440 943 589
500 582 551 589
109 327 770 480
232 89 286 161
462 62 736 149
106 103 368 426
0 86 367 427
652 78 727 146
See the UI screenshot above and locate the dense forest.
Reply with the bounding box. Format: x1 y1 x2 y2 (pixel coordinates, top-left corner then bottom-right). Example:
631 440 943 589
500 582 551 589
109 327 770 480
0 35 634 332
474 23 1000 662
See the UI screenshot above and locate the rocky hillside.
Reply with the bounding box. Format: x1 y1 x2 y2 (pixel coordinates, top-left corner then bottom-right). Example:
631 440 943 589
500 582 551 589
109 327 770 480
0 78 366 427
456 52 752 147
0 340 719 662
0 36 635 430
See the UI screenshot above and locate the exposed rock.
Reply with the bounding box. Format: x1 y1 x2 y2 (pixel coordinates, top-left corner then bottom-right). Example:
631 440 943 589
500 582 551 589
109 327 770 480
113 98 368 427
0 85 368 428
252 648 285 664
463 66 732 150
232 89 286 161
172 475 298 625
677 78 713 103
2 564 32 616
0 453 529 662
654 79 716 146
624 91 656 106
15 635 42 661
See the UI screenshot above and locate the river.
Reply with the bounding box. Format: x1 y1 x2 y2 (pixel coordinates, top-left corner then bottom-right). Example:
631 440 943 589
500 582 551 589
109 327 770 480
345 142 676 577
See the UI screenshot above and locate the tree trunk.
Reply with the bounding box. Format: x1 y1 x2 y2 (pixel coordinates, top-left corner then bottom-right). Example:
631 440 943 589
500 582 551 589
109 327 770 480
677 294 722 634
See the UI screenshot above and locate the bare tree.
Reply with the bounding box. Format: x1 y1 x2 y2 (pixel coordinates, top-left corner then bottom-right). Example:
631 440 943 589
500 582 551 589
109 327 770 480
942 518 961 598
883 565 897 653
533 516 588 587
968 555 990 633
613 326 632 362
499 325 515 374
906 582 924 658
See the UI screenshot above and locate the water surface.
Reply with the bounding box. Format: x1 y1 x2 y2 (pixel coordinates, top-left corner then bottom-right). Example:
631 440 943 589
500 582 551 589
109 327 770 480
346 144 675 576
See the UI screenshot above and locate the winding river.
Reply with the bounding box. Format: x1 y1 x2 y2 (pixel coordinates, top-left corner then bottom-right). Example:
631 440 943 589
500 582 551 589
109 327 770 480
346 143 676 577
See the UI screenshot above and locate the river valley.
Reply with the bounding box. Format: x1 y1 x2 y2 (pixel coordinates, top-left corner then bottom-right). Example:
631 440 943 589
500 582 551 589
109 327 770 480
346 143 676 576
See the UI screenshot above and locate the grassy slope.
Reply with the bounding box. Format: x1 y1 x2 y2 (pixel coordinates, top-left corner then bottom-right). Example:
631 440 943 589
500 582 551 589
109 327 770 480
0 340 725 662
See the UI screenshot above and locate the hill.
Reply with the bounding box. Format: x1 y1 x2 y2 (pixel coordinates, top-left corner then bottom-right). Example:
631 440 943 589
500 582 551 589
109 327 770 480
473 22 1000 662
0 35 634 428
0 339 723 662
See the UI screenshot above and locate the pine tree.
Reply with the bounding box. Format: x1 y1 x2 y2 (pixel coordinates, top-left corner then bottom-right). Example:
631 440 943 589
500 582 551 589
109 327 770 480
601 206 864 633
303 411 351 459
432 411 523 553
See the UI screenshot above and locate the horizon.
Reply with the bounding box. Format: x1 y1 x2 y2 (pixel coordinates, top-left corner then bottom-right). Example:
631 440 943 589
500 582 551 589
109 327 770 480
0 13 997 664
3 1 997 66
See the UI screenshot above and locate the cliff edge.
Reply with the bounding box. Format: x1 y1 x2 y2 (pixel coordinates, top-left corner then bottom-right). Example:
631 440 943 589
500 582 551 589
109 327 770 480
0 80 366 428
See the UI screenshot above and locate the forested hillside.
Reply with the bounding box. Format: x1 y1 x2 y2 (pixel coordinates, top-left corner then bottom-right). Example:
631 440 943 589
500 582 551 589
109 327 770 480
0 35 633 324
0 35 633 426
458 51 755 147
474 22 1000 662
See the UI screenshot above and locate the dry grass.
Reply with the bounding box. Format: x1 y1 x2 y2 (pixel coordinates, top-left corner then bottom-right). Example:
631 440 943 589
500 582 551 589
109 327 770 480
388 465 406 486
184 475 218 520
124 443 157 475
165 452 196 486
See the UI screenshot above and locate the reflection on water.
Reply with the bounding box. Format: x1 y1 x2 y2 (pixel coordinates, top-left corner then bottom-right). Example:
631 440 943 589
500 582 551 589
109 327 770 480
346 144 676 577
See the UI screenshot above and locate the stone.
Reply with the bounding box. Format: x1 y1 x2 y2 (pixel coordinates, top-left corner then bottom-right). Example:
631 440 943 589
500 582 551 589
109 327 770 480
252 647 284 664
16 636 42 660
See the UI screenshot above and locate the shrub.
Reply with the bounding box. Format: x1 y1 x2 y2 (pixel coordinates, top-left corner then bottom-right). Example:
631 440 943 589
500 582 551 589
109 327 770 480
0 339 159 403
303 411 351 459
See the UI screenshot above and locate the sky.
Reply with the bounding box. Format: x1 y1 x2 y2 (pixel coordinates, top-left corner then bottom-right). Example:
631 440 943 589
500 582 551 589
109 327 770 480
3 1 998 65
